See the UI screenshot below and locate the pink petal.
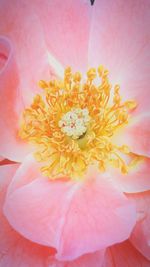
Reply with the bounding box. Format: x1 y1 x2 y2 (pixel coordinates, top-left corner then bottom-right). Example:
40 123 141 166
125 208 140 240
88 0 150 114
0 164 19 206
32 0 92 72
0 36 31 161
4 160 136 261
6 154 42 196
48 250 105 267
67 250 105 267
0 1 92 105
128 192 150 260
0 0 51 105
118 114 150 158
0 164 55 267
103 240 150 267
0 165 104 267
111 157 150 193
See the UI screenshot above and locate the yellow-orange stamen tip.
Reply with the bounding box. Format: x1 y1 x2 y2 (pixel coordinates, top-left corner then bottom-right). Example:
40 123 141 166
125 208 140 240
39 80 48 89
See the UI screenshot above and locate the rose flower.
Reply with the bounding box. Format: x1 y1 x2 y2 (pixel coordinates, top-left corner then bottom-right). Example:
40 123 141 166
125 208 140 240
0 0 150 266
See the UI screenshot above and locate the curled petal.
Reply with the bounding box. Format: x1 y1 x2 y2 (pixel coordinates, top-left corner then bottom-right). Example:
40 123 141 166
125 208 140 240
0 0 51 105
0 36 31 161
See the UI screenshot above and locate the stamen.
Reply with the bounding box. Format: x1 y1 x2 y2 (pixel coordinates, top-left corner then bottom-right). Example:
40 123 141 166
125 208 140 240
19 66 137 179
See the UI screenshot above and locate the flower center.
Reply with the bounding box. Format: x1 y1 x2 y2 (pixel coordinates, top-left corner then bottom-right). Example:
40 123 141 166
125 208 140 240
59 108 90 139
19 66 137 179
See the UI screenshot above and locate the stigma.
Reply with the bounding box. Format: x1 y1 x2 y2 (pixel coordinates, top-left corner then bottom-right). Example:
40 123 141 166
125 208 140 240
59 108 90 139
19 66 137 179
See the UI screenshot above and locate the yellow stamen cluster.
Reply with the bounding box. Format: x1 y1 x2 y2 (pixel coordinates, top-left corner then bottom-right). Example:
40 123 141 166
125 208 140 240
19 66 136 179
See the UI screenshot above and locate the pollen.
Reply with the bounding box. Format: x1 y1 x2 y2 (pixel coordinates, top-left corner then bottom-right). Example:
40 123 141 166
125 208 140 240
19 66 137 179
59 108 90 139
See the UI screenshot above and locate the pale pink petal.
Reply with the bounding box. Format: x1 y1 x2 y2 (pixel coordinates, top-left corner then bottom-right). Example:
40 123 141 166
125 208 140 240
0 164 19 206
67 250 105 267
6 154 42 196
88 0 150 114
0 0 51 105
0 0 92 106
55 175 136 261
48 250 105 267
128 192 150 260
111 157 150 193
0 164 55 267
0 36 31 161
103 240 150 267
4 162 136 260
32 0 92 72
0 164 104 267
115 114 150 158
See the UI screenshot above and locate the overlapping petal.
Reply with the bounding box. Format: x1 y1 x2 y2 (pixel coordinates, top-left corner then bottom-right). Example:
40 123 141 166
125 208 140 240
0 0 92 106
4 158 136 261
31 0 92 73
88 0 150 173
103 240 150 267
0 0 149 266
128 192 150 260
0 163 105 266
88 0 150 114
0 36 31 161
0 164 53 267
120 114 150 158
0 0 51 105
110 157 150 193
48 250 105 267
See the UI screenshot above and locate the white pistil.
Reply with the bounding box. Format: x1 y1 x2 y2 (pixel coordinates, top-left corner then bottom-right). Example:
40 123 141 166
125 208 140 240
59 108 90 139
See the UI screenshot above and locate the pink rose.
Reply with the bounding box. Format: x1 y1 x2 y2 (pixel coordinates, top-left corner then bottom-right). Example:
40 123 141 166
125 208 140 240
0 0 150 266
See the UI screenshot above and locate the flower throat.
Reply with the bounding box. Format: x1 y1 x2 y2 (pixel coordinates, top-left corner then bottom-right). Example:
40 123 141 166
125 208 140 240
19 66 137 179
